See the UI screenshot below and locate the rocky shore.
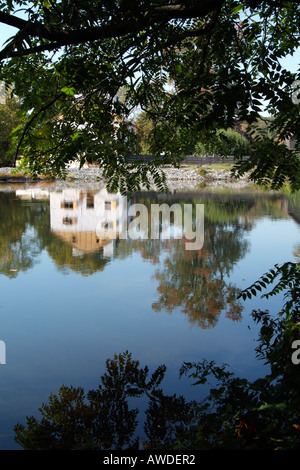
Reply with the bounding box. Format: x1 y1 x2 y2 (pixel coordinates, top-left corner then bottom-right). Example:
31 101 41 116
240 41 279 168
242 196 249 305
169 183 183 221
0 164 251 190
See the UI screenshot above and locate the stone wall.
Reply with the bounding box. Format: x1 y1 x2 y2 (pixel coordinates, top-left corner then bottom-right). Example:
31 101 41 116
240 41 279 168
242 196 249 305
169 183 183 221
128 154 248 165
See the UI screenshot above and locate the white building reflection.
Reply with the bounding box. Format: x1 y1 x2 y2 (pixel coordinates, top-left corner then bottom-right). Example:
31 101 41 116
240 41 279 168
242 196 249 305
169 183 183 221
15 187 128 258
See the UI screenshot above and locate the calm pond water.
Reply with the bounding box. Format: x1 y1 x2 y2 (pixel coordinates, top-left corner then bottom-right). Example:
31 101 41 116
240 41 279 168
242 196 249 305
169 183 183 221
0 183 299 449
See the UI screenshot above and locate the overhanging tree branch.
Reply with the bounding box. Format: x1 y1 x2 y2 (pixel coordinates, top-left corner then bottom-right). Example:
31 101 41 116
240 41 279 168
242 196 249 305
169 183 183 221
14 92 63 162
0 10 27 29
0 1 227 60
1 0 300 61
1 0 300 60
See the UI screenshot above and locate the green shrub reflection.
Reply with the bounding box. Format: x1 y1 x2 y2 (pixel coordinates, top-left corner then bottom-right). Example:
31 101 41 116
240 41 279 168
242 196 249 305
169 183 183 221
14 262 300 450
14 271 300 451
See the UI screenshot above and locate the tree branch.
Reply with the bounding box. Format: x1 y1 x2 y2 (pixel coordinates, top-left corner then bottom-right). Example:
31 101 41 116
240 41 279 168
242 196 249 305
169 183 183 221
198 4 223 75
14 92 63 161
0 10 27 30
152 1 224 19
0 0 226 60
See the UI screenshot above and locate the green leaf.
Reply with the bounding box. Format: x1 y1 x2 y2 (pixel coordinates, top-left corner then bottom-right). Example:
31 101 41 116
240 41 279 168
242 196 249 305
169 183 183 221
61 87 76 96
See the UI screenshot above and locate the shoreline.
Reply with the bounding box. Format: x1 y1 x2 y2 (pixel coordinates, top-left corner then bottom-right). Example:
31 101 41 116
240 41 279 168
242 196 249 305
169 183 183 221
0 164 252 190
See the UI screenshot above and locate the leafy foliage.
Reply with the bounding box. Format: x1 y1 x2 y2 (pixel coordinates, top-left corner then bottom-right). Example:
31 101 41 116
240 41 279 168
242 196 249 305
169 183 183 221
14 351 167 450
0 93 21 165
194 127 251 157
238 261 300 318
0 1 299 191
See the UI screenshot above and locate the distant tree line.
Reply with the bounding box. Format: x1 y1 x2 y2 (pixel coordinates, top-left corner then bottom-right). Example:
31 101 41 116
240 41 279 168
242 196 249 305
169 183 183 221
134 111 276 158
0 98 275 168
0 92 21 167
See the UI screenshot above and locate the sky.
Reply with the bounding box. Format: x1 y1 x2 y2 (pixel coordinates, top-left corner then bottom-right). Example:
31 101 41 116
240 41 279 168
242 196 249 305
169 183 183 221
0 23 20 47
280 48 300 74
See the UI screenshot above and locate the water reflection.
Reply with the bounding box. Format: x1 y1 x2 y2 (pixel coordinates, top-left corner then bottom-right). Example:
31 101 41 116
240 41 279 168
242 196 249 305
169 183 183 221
0 185 299 450
14 351 191 450
0 190 45 277
49 188 128 258
0 186 298 329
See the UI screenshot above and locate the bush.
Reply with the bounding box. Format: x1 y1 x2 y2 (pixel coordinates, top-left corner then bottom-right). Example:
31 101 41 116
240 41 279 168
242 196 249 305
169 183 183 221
194 128 251 157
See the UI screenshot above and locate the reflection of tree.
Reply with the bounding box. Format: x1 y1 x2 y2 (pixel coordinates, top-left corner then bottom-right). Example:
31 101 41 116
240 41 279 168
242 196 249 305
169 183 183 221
114 192 297 329
202 199 253 224
116 238 162 265
1 188 298 286
14 314 300 451
15 267 300 451
152 219 248 329
0 227 42 275
239 197 290 223
0 192 110 277
0 192 45 277
45 238 110 276
144 389 193 450
14 351 176 450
